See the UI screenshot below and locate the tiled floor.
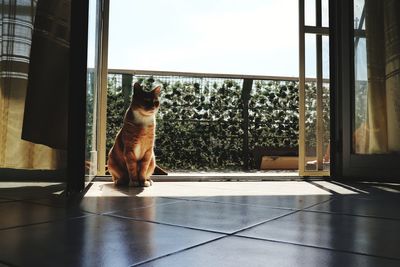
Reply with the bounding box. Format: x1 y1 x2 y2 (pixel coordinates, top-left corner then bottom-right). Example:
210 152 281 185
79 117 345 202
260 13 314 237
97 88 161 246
0 180 400 266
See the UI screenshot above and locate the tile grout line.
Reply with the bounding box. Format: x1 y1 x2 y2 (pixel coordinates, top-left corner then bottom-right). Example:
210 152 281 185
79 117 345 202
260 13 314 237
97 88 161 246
104 198 315 236
302 209 400 222
104 196 330 236
232 234 400 262
129 198 335 265
302 194 400 221
127 210 304 266
132 195 400 266
0 259 20 267
160 196 298 211
100 199 185 216
104 213 230 235
227 197 334 237
131 235 229 267
0 213 97 232
231 196 400 261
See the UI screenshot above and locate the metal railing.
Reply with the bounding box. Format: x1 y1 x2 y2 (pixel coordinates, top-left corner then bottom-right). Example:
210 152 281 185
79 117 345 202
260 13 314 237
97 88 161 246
97 69 329 172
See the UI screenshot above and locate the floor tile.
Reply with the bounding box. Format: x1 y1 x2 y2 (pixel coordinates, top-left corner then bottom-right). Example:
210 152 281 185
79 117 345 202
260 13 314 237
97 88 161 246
138 236 400 267
238 211 400 259
0 182 65 200
307 197 400 219
79 196 180 214
197 194 332 209
87 181 334 199
109 200 292 234
0 201 87 230
169 181 333 196
327 182 400 199
309 181 366 195
85 181 233 198
0 215 222 267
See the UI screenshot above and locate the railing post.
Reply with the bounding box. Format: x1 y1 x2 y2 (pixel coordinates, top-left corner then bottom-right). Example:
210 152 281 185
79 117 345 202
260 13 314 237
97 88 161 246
242 79 253 170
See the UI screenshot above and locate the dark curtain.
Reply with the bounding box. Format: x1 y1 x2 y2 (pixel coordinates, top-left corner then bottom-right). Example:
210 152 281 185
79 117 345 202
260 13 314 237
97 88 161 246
22 0 71 150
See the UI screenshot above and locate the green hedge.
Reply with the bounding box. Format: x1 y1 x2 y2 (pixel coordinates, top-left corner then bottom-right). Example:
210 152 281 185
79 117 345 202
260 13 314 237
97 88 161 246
105 74 329 171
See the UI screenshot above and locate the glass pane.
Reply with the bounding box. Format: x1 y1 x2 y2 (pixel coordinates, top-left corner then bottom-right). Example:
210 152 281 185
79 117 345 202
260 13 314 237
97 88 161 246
305 0 316 26
303 33 330 172
250 80 299 170
352 0 400 154
305 0 329 28
305 33 317 78
86 0 100 180
354 0 365 30
108 0 299 77
304 82 317 171
106 75 245 171
321 0 329 28
322 35 330 171
304 34 317 170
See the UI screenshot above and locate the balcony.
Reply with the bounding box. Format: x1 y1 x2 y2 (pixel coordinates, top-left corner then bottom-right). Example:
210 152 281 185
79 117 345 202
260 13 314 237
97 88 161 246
85 69 329 174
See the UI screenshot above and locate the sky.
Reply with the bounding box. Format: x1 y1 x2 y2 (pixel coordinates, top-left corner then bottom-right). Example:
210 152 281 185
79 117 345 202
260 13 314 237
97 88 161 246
89 0 331 78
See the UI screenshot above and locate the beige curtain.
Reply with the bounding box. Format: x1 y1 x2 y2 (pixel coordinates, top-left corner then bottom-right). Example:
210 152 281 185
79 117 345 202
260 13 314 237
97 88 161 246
363 0 400 154
0 0 65 170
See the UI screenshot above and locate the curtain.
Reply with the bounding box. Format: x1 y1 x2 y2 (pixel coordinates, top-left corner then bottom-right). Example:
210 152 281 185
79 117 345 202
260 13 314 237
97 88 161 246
384 0 400 152
361 0 400 154
0 0 65 169
21 0 70 150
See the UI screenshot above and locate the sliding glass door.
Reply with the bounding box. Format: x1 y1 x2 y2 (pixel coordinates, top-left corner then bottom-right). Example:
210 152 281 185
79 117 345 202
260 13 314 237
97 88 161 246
299 0 330 176
331 0 400 180
85 0 104 183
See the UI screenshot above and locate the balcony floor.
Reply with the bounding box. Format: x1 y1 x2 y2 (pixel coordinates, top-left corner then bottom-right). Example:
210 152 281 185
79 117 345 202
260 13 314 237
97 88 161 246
0 180 400 266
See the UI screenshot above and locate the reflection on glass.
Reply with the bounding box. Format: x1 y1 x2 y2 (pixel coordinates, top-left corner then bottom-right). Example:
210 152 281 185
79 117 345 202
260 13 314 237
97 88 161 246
303 31 330 171
321 0 329 28
322 82 330 170
322 36 330 170
86 0 99 179
322 35 330 79
353 0 400 154
305 82 317 171
305 0 329 28
305 0 316 26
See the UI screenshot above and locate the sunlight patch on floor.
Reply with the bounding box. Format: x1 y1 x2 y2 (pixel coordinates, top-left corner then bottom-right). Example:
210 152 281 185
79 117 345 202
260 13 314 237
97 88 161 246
84 181 359 198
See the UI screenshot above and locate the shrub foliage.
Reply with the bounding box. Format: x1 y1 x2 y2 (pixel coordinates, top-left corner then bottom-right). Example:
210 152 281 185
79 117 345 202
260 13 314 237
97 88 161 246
104 74 329 171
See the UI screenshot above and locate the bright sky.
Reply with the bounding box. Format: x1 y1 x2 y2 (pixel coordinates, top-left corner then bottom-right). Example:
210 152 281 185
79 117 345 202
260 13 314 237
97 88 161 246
102 0 329 78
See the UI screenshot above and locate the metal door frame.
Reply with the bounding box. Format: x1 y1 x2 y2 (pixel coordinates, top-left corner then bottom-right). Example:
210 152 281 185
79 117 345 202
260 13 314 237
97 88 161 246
299 0 330 176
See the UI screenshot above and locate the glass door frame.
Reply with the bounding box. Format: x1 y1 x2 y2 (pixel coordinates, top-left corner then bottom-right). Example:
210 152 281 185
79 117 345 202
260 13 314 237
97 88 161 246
299 0 330 176
96 0 110 176
330 0 400 180
67 0 90 194
67 0 108 194
96 0 335 178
